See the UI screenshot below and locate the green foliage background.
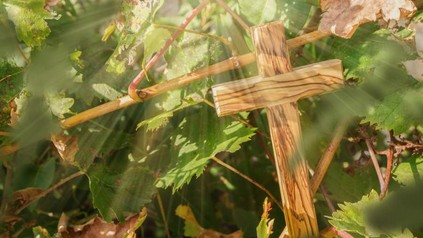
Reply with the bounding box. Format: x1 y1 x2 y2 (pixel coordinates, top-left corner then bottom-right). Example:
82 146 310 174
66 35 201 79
0 0 422 237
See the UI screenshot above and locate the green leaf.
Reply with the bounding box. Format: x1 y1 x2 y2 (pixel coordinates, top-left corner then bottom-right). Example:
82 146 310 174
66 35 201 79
137 98 200 131
156 106 256 192
45 92 74 119
324 161 379 202
392 156 423 186
328 190 380 237
165 33 220 80
238 0 277 25
106 0 165 74
330 26 409 81
142 26 171 65
175 205 203 237
0 60 23 132
362 89 423 135
3 0 56 47
87 163 156 222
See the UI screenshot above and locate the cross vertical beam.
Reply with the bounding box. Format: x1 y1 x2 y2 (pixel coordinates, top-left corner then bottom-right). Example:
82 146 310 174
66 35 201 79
252 21 319 237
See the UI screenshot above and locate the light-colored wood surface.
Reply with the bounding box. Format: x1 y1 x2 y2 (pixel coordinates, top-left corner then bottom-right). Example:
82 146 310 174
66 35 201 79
212 59 343 117
252 21 319 237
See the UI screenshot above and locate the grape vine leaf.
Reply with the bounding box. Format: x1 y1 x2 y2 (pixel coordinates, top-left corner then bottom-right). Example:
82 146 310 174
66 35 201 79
323 161 379 202
155 106 256 192
45 92 74 119
3 0 57 47
329 190 415 237
362 89 423 135
238 0 277 25
319 0 416 38
392 156 423 186
328 190 380 237
87 163 156 222
106 0 166 74
137 98 200 132
330 27 408 81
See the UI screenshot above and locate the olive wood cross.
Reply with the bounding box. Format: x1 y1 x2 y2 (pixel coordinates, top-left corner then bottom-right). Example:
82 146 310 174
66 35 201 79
212 21 344 237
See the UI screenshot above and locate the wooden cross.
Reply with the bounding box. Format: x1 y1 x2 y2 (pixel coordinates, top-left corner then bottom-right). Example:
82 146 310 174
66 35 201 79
212 21 344 237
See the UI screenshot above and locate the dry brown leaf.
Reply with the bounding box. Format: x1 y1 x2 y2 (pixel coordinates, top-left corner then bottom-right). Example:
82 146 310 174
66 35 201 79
13 187 44 208
319 0 416 38
51 134 79 164
59 208 147 238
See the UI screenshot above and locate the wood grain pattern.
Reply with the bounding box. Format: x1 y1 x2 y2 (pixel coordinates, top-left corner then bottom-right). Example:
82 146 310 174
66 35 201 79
212 60 343 117
252 21 319 237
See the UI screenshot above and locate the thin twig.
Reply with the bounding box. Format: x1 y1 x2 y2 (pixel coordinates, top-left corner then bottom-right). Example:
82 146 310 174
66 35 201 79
360 129 385 192
211 157 283 211
310 119 349 194
16 171 84 214
128 0 210 100
214 0 251 33
0 131 11 137
320 185 336 212
156 192 171 238
380 132 394 199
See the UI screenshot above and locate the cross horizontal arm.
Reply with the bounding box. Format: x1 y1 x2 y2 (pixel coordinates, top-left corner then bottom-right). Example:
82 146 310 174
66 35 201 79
212 59 343 117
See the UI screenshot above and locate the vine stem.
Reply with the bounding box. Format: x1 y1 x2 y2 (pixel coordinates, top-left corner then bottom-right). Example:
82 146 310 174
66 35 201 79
211 157 283 211
156 191 171 238
128 0 210 101
380 132 395 199
16 171 84 214
360 129 385 192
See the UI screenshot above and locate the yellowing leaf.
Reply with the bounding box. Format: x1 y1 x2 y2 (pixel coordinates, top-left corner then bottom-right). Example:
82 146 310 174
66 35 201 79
175 205 202 237
319 0 416 38
175 205 243 238
4 0 57 47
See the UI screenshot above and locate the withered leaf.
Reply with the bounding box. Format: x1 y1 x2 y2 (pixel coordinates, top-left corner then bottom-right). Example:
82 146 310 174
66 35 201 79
59 208 147 238
176 205 243 238
319 0 416 38
51 134 79 164
12 187 44 208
